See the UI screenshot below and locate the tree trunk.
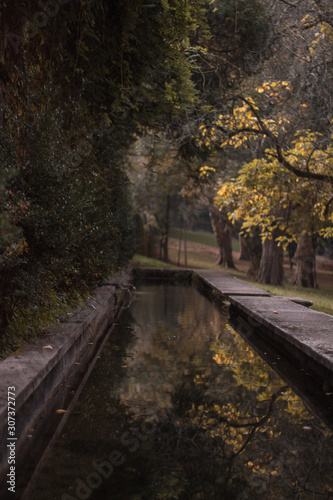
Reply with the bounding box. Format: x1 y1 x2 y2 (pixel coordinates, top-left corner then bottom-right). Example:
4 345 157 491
239 234 250 260
159 194 170 262
257 233 283 285
209 209 235 268
177 227 182 266
290 232 317 288
287 241 297 269
245 232 262 278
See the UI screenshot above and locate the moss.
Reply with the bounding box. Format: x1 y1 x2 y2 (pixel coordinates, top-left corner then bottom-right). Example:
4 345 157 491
0 289 86 359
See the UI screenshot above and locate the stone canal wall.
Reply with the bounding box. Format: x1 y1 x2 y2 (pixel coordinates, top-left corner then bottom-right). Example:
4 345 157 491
0 274 132 499
194 269 333 385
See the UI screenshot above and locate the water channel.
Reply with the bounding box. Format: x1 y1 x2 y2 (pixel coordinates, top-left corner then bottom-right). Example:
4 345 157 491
30 283 333 500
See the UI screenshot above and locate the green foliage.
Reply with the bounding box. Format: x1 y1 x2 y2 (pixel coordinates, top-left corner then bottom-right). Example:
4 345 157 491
0 71 136 348
0 0 211 351
191 0 270 100
1 289 84 357
55 0 206 126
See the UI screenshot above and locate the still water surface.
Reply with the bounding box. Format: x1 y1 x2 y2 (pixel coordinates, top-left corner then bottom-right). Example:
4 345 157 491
31 284 333 500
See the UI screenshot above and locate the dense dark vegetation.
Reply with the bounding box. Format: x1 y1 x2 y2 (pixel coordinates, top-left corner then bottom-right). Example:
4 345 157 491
0 0 207 352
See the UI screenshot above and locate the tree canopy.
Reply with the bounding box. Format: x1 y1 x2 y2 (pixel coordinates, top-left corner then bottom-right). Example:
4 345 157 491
181 0 333 284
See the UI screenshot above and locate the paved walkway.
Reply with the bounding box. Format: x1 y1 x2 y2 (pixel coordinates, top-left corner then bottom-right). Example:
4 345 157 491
196 269 271 296
195 270 333 374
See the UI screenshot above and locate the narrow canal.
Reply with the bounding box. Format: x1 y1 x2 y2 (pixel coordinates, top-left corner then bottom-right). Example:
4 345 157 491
31 283 333 500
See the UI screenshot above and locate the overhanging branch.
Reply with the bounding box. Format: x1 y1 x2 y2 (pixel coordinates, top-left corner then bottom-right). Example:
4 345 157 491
220 95 333 185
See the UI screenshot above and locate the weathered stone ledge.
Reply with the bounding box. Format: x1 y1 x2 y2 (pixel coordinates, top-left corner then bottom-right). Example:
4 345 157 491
0 274 132 499
193 269 333 389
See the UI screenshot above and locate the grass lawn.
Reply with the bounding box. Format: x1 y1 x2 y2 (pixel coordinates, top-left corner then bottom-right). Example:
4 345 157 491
130 254 178 269
169 228 217 247
168 246 219 269
169 228 240 252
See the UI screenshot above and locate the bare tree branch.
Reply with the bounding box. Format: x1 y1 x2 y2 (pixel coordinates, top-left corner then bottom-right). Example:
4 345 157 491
277 0 299 7
220 95 333 184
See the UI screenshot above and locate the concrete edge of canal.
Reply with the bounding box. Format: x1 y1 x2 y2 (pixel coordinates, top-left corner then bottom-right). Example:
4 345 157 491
0 273 133 498
192 269 333 391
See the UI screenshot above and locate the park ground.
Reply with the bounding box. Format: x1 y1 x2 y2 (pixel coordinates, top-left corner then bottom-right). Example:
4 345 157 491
131 229 333 316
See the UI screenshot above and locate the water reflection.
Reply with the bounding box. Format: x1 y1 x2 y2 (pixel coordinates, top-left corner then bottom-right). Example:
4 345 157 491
31 284 333 500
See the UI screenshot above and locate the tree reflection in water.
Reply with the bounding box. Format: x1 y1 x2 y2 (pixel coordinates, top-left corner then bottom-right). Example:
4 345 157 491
31 284 333 500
